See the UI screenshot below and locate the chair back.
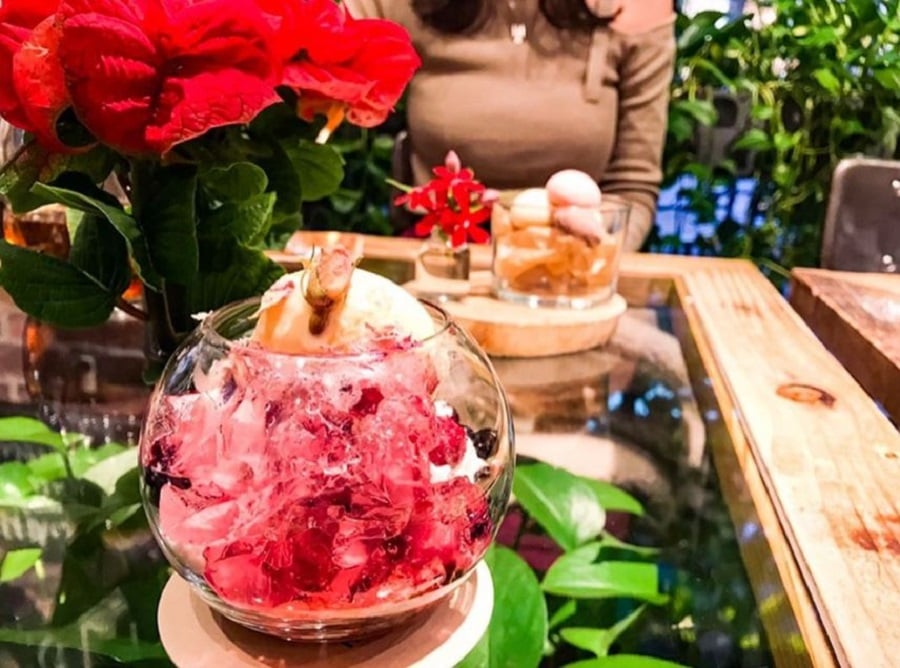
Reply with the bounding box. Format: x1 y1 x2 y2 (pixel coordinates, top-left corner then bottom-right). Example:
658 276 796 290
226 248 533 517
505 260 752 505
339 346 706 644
821 158 900 272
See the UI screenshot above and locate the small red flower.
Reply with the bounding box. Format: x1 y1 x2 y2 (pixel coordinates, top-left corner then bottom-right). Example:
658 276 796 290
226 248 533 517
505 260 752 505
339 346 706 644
396 151 494 248
0 0 71 150
56 0 283 155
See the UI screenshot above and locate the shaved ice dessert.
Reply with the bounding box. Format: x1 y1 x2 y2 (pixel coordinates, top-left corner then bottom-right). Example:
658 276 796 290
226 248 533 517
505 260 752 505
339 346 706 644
139 248 513 640
491 169 632 308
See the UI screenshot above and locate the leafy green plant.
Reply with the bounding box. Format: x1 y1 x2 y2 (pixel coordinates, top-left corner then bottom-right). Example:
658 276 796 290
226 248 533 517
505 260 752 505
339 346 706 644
658 1 900 272
301 124 399 238
0 417 168 665
460 463 688 668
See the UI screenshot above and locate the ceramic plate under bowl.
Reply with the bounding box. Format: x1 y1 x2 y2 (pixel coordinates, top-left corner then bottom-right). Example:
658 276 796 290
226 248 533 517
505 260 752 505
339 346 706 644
158 561 493 668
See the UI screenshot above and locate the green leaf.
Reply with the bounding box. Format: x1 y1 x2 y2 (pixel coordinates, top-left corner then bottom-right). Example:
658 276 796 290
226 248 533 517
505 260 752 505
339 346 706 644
200 192 277 245
563 655 688 668
202 162 268 201
458 546 547 668
672 99 718 126
68 443 128 478
69 213 131 296
513 463 607 551
31 181 161 289
131 162 199 285
0 547 43 582
188 240 284 313
0 417 65 451
731 128 772 152
284 140 345 202
559 606 646 657
0 240 116 327
0 461 36 501
596 533 659 558
583 480 644 516
542 557 667 604
81 449 137 496
258 141 303 220
812 68 841 94
0 142 116 213
549 599 578 630
874 68 900 90
0 623 166 663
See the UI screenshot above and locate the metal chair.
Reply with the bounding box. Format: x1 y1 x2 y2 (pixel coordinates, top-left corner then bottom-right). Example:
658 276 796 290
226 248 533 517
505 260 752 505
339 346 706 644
821 158 900 272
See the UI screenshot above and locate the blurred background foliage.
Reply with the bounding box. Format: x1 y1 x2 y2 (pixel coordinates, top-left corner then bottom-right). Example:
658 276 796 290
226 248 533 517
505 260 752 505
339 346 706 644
306 0 900 277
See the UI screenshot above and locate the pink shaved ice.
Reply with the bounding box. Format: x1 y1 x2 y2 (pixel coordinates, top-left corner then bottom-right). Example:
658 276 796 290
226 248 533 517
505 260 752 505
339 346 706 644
142 338 491 611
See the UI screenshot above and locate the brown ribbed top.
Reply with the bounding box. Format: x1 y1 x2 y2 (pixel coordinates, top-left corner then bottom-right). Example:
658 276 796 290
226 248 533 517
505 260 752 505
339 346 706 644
345 0 675 249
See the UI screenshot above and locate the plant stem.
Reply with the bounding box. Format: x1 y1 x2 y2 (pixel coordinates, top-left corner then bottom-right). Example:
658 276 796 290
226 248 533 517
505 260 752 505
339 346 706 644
115 297 148 321
142 286 180 365
0 139 33 178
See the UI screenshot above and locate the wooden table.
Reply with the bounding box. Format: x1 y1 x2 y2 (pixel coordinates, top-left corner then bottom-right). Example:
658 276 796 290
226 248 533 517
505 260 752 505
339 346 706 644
790 268 900 424
284 238 900 667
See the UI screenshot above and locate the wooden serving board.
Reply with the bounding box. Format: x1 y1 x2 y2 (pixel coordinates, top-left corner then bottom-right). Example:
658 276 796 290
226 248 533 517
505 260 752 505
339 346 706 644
405 271 626 358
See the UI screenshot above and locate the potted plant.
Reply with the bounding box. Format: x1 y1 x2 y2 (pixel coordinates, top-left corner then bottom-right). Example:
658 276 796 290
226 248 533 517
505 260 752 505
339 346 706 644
0 0 420 364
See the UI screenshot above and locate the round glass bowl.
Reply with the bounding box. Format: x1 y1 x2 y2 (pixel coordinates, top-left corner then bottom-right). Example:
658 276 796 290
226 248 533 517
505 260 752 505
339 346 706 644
491 194 631 309
139 299 513 641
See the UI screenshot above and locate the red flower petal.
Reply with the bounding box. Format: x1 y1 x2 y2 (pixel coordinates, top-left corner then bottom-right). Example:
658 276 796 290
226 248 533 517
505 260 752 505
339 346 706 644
58 0 281 155
12 17 72 152
0 0 58 132
280 8 419 129
341 19 420 127
468 225 490 245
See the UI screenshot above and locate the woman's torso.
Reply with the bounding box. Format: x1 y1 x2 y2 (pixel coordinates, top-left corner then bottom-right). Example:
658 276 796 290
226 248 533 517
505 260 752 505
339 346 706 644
386 1 624 188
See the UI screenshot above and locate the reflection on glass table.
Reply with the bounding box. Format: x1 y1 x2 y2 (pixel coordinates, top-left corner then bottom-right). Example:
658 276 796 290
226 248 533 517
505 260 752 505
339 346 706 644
0 276 810 667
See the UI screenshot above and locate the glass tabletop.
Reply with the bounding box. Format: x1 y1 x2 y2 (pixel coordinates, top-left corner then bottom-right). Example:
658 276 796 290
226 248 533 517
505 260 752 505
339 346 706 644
0 273 813 667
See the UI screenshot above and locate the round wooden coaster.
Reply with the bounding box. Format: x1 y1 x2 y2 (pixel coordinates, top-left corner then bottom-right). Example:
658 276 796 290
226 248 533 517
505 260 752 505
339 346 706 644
406 270 627 358
410 289 626 358
158 562 492 668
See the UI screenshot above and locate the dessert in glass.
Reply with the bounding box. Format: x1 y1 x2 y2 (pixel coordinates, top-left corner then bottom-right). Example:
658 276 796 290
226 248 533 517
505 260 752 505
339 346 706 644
492 170 631 308
139 248 513 641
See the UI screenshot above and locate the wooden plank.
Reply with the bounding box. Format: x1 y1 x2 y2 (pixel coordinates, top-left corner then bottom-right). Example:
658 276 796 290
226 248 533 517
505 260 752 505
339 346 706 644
790 268 900 423
679 261 900 668
671 279 834 668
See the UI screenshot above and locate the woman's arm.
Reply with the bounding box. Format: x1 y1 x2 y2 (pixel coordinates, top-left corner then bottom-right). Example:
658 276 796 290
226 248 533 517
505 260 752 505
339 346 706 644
603 7 676 251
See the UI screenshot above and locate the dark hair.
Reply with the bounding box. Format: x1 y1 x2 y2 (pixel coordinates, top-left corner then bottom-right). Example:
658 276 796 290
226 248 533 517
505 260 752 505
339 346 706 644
410 0 613 34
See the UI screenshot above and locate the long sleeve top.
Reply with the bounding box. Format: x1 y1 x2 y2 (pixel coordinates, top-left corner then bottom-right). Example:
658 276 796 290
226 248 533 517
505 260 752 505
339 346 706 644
345 0 676 250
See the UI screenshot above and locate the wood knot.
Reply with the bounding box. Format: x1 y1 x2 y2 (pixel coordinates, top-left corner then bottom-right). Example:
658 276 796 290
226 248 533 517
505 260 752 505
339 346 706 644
775 383 836 407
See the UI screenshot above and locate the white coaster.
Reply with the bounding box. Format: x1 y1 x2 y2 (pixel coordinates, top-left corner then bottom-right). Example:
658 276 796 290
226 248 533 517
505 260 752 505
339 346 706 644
158 561 493 668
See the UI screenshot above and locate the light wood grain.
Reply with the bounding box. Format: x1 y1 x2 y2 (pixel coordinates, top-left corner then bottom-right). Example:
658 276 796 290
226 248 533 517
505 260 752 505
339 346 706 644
678 261 900 668
790 268 900 424
672 280 832 668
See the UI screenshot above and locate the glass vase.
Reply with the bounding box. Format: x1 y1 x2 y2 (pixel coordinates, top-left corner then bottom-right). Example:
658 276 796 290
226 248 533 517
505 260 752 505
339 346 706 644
139 298 513 641
413 229 471 301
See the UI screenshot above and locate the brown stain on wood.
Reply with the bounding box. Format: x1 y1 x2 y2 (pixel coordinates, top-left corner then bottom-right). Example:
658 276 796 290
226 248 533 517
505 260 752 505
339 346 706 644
775 383 836 407
849 515 900 555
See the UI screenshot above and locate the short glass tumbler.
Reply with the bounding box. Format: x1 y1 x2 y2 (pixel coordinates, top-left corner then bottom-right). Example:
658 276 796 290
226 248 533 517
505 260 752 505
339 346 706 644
139 299 513 641
491 194 631 308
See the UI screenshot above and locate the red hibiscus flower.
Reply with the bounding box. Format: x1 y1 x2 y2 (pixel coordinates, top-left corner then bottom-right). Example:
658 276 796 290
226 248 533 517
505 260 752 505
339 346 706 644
55 0 283 155
396 151 496 248
0 0 71 150
266 0 420 129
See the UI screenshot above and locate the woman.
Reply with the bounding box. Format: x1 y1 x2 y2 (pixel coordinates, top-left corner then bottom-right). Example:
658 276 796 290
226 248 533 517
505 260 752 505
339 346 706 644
344 0 676 250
